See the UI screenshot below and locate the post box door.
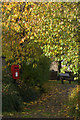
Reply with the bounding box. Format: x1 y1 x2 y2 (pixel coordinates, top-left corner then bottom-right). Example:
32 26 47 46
11 65 19 79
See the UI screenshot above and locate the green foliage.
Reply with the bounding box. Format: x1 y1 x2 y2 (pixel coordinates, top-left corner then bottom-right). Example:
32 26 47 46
2 2 80 114
2 68 23 112
2 2 79 75
2 56 51 105
68 87 80 119
20 56 51 92
18 86 41 102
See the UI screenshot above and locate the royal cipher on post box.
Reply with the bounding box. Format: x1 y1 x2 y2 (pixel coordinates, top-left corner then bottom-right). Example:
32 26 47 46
11 65 19 79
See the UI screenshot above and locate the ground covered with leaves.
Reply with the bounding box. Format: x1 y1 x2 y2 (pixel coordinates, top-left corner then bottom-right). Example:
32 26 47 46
3 81 77 118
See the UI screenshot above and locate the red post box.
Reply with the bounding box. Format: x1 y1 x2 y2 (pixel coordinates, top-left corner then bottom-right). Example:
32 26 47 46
11 65 19 79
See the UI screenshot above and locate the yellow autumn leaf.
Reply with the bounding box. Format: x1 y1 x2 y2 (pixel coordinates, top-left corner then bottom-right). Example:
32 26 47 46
38 110 42 112
8 7 11 11
33 63 37 68
7 63 10 66
38 100 42 103
19 39 24 44
6 43 7 46
18 59 21 64
30 101 34 104
34 32 37 37
22 112 26 114
30 36 34 39
23 102 27 105
34 101 37 104
9 113 13 116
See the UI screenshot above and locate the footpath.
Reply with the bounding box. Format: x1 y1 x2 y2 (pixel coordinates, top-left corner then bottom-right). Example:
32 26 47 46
19 83 77 118
2 82 77 120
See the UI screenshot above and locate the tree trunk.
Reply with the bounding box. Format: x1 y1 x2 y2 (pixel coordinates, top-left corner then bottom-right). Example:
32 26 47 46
57 61 61 80
58 61 61 73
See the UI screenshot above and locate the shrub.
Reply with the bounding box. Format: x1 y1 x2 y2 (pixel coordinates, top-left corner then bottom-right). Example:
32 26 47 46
19 56 51 101
18 86 41 102
2 68 23 112
3 56 51 104
68 86 80 120
20 56 51 88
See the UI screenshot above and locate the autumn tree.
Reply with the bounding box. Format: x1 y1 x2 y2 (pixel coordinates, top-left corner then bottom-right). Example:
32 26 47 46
2 2 79 75
2 2 80 118
2 2 43 69
30 2 79 75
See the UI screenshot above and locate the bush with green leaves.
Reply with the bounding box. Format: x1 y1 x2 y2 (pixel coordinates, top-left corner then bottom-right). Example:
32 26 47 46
68 86 80 120
19 57 51 102
20 56 51 89
2 68 23 112
18 86 41 102
3 56 51 104
18 56 51 102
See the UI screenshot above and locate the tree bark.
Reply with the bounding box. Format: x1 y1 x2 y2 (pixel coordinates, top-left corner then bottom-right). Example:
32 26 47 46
58 61 61 73
57 61 61 80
